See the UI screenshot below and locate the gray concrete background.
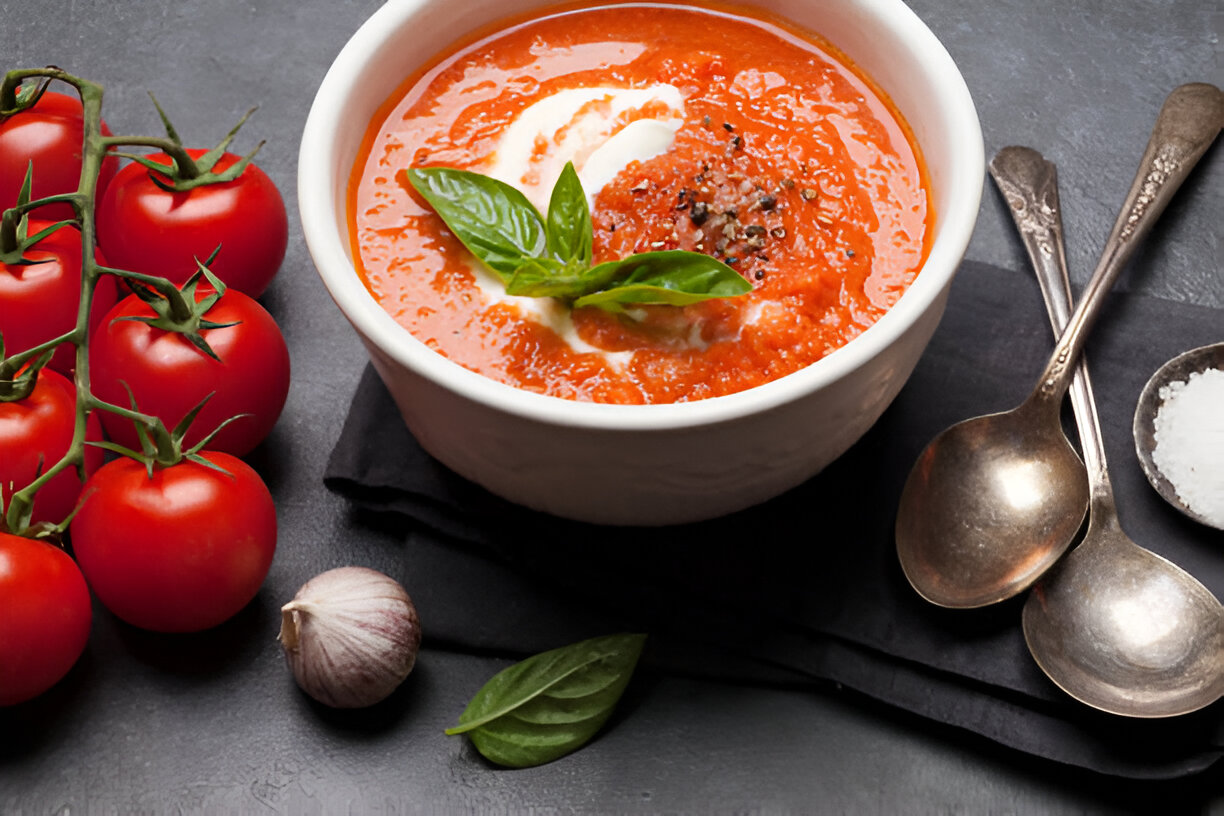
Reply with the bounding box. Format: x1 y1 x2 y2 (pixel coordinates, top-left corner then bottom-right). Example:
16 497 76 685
2 0 1221 811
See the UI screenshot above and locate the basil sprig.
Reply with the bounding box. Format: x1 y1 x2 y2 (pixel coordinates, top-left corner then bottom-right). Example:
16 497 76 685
446 633 647 768
404 163 751 310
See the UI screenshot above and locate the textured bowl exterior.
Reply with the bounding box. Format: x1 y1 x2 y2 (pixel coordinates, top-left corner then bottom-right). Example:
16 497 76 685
299 0 983 524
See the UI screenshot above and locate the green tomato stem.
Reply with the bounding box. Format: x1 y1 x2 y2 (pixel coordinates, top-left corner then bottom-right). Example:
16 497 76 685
1 68 166 535
97 264 197 322
0 330 76 375
101 134 202 180
0 209 17 255
0 67 52 113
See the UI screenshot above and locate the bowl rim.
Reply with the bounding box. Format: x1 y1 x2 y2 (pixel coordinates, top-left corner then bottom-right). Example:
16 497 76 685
299 0 984 432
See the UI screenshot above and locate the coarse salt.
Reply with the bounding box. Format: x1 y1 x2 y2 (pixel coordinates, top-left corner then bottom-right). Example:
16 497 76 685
1151 367 1224 528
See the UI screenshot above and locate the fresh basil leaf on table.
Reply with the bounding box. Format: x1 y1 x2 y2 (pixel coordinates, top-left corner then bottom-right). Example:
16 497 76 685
446 633 647 768
404 163 752 309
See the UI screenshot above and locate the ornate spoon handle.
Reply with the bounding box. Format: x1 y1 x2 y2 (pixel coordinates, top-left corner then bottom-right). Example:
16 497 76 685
1029 83 1224 409
989 147 1111 504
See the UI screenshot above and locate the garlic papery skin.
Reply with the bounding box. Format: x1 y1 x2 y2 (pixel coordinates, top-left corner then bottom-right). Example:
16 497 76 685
279 566 421 708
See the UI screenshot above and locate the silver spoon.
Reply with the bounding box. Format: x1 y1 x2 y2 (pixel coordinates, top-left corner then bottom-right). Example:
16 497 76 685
1134 342 1224 530
896 83 1224 609
994 145 1223 717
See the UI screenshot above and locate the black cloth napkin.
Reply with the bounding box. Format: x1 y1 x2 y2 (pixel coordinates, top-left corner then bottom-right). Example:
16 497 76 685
325 259 1224 780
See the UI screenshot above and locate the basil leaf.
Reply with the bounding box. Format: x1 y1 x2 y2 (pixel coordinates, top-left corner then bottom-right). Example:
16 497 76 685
406 164 753 310
545 162 593 267
446 633 647 768
405 167 546 282
504 258 592 298
573 250 752 310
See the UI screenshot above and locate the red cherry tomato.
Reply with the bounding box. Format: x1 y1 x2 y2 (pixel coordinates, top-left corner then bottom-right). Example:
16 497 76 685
0 90 118 221
0 366 103 526
95 148 288 297
0 532 92 706
70 451 276 633
89 286 290 456
0 219 117 375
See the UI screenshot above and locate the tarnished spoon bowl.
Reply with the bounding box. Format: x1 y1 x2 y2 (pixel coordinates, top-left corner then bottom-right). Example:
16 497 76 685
896 405 1088 608
1026 533 1224 717
1133 342 1224 531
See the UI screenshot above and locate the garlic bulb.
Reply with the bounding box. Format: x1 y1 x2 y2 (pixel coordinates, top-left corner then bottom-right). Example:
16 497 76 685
279 566 421 708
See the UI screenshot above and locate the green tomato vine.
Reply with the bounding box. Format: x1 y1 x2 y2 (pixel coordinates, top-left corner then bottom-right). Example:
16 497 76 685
0 66 258 537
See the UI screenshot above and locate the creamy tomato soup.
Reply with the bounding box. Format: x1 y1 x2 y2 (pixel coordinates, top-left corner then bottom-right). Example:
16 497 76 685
349 1 931 404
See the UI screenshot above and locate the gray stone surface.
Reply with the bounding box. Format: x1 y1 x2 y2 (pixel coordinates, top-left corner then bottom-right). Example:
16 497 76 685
1 0 1220 811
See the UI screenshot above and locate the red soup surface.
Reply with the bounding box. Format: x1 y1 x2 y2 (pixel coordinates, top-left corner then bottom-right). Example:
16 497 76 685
349 1 932 404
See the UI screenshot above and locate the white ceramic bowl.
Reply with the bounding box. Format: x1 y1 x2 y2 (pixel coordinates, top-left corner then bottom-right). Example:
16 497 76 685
299 0 983 525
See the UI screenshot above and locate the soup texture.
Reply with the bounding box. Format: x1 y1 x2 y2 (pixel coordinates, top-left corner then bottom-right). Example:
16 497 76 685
350 2 931 404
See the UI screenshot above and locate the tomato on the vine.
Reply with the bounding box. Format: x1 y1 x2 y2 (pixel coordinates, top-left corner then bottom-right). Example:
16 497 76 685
0 532 92 706
89 285 290 456
0 90 118 221
95 148 288 298
0 366 103 526
0 219 116 375
70 451 277 633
